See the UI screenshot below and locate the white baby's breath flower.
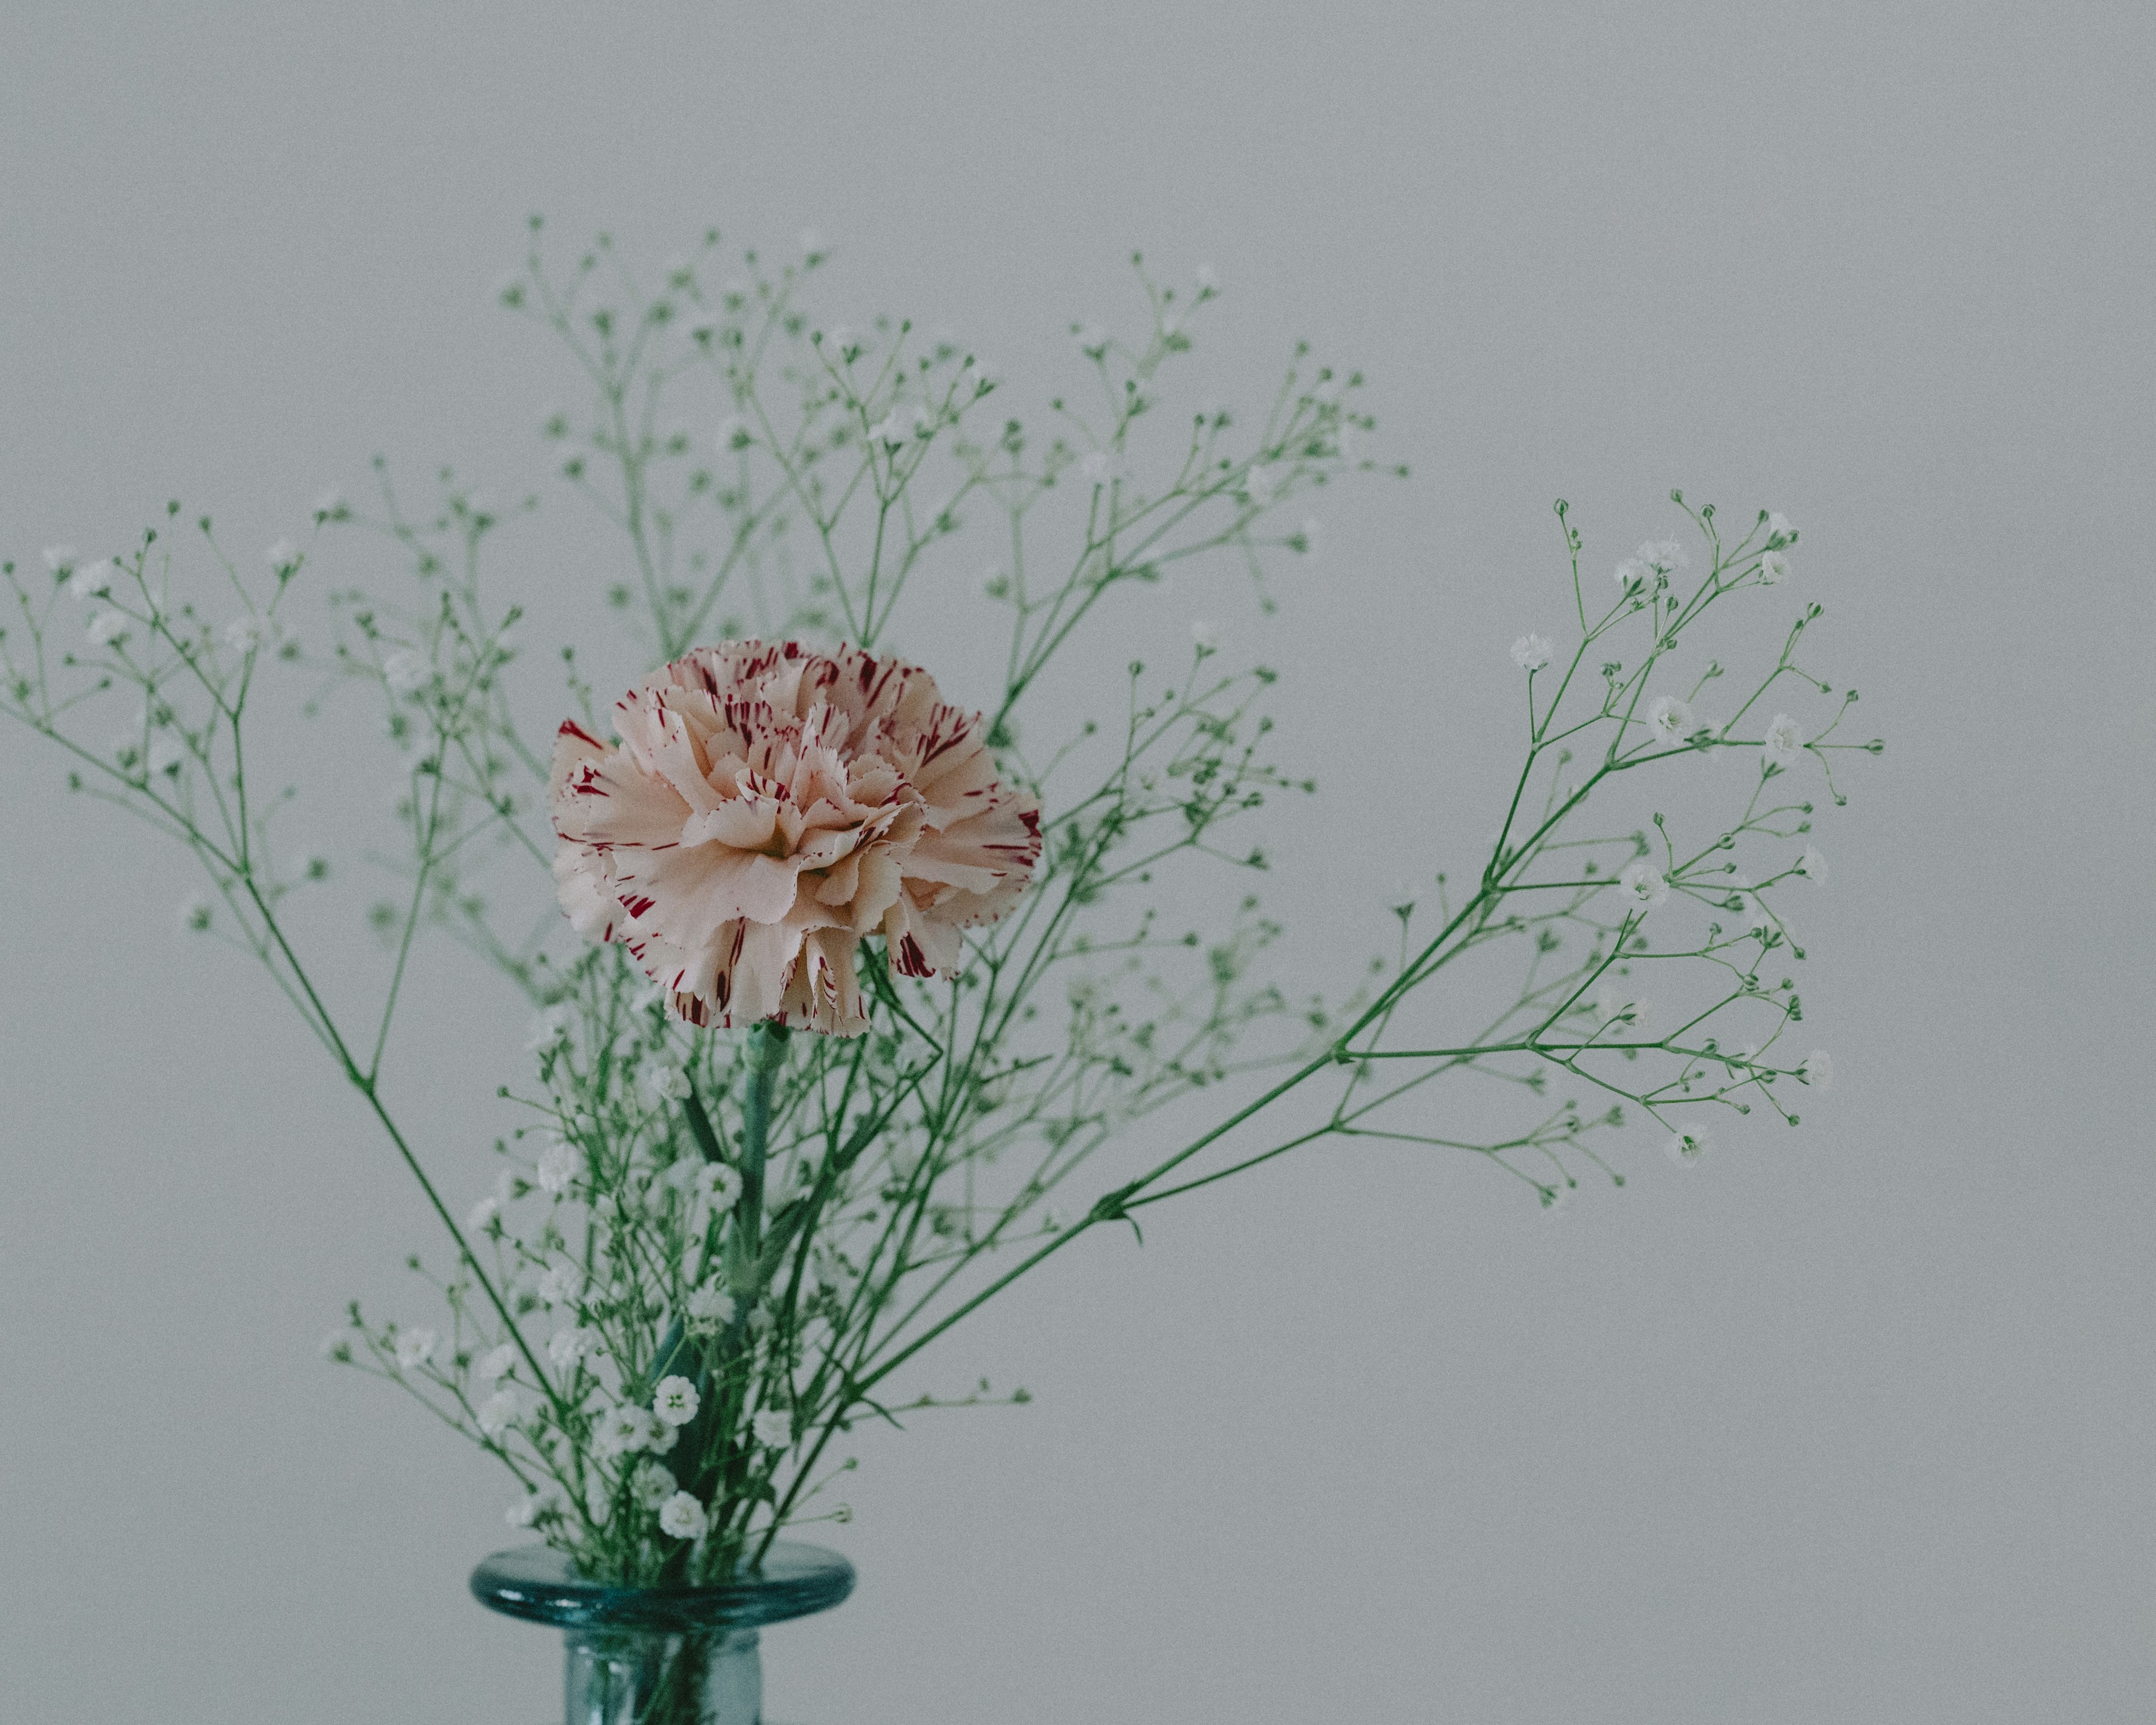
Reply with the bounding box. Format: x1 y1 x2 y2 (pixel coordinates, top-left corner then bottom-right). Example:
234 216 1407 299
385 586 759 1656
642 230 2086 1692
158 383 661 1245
1540 1179 1574 1217
1796 846 1828 883
1613 556 1648 591
526 1003 573 1053
642 1410 679 1455
394 1327 438 1371
1240 463 1277 505
1510 633 1553 672
1758 549 1790 585
536 1139 579 1195
1616 861 1669 909
467 1194 500 1231
1191 619 1218 652
548 1326 601 1370
1647 695 1696 746
506 1485 559 1527
1196 262 1219 293
147 734 185 777
1077 448 1119 487
685 1283 737 1335
1799 1051 1833 1091
86 608 131 647
1075 321 1110 354
631 1461 677 1511
477 1388 523 1439
752 1408 793 1449
264 539 299 572
694 1161 742 1210
43 544 79 574
595 1404 651 1459
868 412 906 447
645 1061 692 1104
382 650 428 697
1766 511 1795 542
652 1375 701 1426
67 559 114 599
658 1490 710 1540
314 488 348 521
225 614 273 654
1638 538 1689 572
1764 713 1805 766
1667 1129 1709 1166
477 1343 518 1384
536 1266 582 1308
1744 894 1776 935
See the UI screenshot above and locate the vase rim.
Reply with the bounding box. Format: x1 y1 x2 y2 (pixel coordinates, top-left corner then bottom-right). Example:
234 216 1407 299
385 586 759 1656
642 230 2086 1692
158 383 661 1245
471 1540 855 1633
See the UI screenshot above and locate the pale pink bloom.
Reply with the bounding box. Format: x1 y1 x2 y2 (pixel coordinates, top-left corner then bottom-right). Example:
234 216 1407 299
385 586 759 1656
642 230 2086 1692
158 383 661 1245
550 642 1042 1037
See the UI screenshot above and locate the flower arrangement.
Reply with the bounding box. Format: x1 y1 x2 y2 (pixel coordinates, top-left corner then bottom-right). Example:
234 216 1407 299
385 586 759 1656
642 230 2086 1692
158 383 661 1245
1 223 1876 1595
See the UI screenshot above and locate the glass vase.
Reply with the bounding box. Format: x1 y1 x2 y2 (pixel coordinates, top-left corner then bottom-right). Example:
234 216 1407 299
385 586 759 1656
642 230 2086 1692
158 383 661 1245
472 1541 855 1725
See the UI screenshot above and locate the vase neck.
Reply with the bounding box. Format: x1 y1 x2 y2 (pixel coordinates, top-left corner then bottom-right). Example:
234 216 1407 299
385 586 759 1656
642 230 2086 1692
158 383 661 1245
566 1626 760 1725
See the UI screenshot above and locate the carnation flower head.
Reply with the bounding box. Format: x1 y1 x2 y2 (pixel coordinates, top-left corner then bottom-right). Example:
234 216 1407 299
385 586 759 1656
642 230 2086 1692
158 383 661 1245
549 641 1042 1037
1510 633 1554 672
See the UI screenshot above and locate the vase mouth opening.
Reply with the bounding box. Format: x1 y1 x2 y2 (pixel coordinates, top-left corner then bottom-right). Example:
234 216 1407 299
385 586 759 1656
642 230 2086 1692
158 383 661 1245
470 1539 855 1634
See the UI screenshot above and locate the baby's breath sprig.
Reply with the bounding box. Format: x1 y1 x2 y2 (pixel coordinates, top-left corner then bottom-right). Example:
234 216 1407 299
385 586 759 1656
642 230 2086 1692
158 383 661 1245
4 227 1871 1597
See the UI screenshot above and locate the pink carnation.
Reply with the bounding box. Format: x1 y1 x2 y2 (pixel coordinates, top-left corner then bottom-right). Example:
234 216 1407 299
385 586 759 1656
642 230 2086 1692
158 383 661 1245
550 641 1042 1036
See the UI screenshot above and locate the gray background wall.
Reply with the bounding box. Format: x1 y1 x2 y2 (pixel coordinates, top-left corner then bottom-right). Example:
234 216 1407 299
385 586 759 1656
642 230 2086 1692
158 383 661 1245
3 3 2152 1721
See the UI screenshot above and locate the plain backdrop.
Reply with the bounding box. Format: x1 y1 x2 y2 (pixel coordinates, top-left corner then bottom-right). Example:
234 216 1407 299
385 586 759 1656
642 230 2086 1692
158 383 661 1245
3 3 2153 1722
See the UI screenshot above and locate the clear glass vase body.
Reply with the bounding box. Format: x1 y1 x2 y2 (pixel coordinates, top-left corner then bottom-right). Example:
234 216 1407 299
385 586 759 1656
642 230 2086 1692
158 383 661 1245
473 1541 854 1725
